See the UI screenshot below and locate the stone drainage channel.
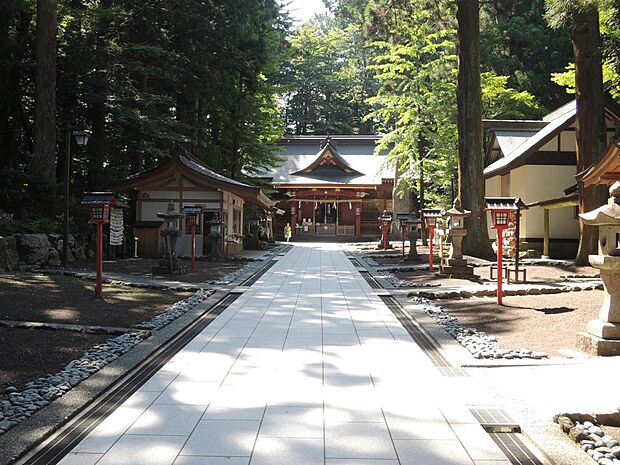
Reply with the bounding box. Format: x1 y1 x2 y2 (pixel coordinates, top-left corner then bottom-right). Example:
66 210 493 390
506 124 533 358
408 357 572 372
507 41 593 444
353 255 551 361
0 248 287 438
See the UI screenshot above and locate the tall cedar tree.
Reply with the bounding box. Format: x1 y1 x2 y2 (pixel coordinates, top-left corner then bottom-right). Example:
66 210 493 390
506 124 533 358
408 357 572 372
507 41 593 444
546 1 608 265
456 0 493 259
32 0 57 198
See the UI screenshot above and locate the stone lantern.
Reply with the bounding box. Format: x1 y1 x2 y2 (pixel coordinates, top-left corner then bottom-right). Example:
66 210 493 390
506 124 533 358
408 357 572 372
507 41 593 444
152 201 186 274
407 215 422 261
577 181 620 355
443 198 473 277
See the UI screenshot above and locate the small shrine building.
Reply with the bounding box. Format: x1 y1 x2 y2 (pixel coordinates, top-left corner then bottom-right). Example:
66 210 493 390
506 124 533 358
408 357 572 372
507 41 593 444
118 150 274 257
260 135 395 239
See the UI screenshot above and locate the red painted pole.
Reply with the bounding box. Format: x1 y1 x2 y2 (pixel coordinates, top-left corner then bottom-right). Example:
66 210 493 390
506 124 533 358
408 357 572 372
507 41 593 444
497 228 503 305
191 223 196 272
95 222 103 299
382 224 388 250
428 226 434 272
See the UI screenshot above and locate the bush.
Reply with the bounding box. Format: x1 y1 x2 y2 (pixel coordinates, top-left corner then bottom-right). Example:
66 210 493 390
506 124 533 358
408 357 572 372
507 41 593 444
0 216 62 236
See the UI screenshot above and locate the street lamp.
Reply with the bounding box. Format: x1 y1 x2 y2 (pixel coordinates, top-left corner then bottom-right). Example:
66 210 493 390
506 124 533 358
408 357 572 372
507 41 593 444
422 208 443 272
82 192 114 299
378 210 393 251
183 205 203 272
485 197 526 305
396 213 411 258
63 129 91 266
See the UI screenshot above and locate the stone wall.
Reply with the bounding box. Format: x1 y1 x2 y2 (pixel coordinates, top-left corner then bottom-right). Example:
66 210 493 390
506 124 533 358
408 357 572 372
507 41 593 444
0 234 88 271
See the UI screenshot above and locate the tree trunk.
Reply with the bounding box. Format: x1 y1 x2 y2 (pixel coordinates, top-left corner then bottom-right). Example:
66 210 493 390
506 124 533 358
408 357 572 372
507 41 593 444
456 0 494 259
32 0 58 197
573 8 608 265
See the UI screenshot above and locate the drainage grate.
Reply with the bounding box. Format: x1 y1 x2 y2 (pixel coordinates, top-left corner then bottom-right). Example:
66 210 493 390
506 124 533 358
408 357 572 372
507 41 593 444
346 255 364 268
470 407 545 465
241 260 276 286
359 270 382 289
17 292 240 465
380 295 468 377
470 407 520 433
489 432 546 465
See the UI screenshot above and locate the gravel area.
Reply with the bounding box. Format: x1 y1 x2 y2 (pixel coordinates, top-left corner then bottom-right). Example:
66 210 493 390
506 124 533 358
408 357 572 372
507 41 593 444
438 291 603 357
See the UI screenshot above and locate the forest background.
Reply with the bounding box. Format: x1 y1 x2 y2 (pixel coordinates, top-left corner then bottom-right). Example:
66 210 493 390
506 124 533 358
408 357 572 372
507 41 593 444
1 0 619 235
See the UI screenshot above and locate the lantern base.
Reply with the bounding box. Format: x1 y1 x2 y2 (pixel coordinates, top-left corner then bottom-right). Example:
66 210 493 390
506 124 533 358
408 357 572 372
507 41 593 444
441 258 474 277
152 259 188 275
577 331 620 356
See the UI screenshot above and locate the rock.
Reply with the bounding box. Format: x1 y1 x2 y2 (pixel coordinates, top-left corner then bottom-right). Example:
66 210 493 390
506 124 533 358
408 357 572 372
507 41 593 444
0 236 20 271
3 386 17 395
569 426 590 442
611 446 620 458
16 234 52 265
47 248 60 267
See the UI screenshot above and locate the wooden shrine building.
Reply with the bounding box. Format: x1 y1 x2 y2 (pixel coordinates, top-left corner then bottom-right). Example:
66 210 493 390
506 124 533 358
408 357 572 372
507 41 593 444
484 96 620 258
259 135 394 239
118 150 274 257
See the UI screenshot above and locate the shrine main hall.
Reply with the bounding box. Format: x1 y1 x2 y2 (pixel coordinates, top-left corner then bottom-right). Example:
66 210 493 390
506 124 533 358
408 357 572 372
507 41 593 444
260 135 395 239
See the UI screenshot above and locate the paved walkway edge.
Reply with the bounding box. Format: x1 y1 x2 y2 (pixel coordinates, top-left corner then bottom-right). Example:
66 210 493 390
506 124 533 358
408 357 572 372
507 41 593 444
0 290 226 465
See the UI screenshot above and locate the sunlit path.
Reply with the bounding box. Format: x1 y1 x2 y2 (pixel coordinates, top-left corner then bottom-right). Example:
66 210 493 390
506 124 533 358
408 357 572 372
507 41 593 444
57 243 509 465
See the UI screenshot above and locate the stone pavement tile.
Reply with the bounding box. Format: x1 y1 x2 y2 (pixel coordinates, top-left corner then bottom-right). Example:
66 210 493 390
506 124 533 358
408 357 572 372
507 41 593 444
154 381 220 405
259 406 323 438
250 437 324 465
203 387 267 420
96 435 187 465
73 391 160 453
325 422 397 460
173 457 250 465
56 452 103 465
127 404 207 436
439 405 480 425
393 439 475 465
451 424 508 461
472 462 512 465
326 461 399 465
139 371 179 392
180 420 260 457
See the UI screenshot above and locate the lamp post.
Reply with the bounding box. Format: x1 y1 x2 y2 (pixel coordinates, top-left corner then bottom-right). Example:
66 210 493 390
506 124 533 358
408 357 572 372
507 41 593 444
485 197 525 305
63 129 90 266
422 209 443 272
209 214 225 260
396 213 411 258
82 192 114 299
378 210 392 251
183 206 203 272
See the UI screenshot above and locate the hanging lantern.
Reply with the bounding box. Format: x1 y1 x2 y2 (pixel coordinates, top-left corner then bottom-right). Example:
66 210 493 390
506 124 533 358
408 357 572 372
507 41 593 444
298 201 301 208
349 202 352 210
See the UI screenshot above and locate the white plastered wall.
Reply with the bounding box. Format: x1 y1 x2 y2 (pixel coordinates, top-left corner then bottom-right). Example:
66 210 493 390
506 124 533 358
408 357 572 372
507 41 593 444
511 165 578 240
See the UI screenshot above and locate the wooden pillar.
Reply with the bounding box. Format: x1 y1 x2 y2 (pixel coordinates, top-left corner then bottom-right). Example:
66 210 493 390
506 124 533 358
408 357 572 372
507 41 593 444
290 204 297 236
543 208 550 258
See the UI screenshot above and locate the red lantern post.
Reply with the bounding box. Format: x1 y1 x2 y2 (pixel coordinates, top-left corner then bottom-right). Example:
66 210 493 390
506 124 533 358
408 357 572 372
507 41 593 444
183 206 203 272
397 213 412 258
378 210 392 251
82 193 114 299
422 209 443 273
485 197 526 305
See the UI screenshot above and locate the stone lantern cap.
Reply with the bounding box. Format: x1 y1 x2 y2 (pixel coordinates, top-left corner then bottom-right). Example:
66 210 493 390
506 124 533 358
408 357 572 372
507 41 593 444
445 198 471 218
580 181 620 226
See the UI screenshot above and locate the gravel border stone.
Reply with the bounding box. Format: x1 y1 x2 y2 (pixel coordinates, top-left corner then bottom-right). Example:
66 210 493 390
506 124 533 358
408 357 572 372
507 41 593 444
555 414 620 465
409 295 548 360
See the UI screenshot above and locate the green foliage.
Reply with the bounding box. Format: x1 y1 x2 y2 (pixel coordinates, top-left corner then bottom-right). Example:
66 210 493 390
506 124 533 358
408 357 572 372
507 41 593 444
480 0 574 111
283 15 377 134
481 72 541 119
0 0 289 223
0 216 61 236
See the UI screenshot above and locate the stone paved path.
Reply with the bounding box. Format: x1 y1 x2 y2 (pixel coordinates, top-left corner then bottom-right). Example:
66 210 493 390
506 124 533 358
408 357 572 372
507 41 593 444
57 243 511 465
